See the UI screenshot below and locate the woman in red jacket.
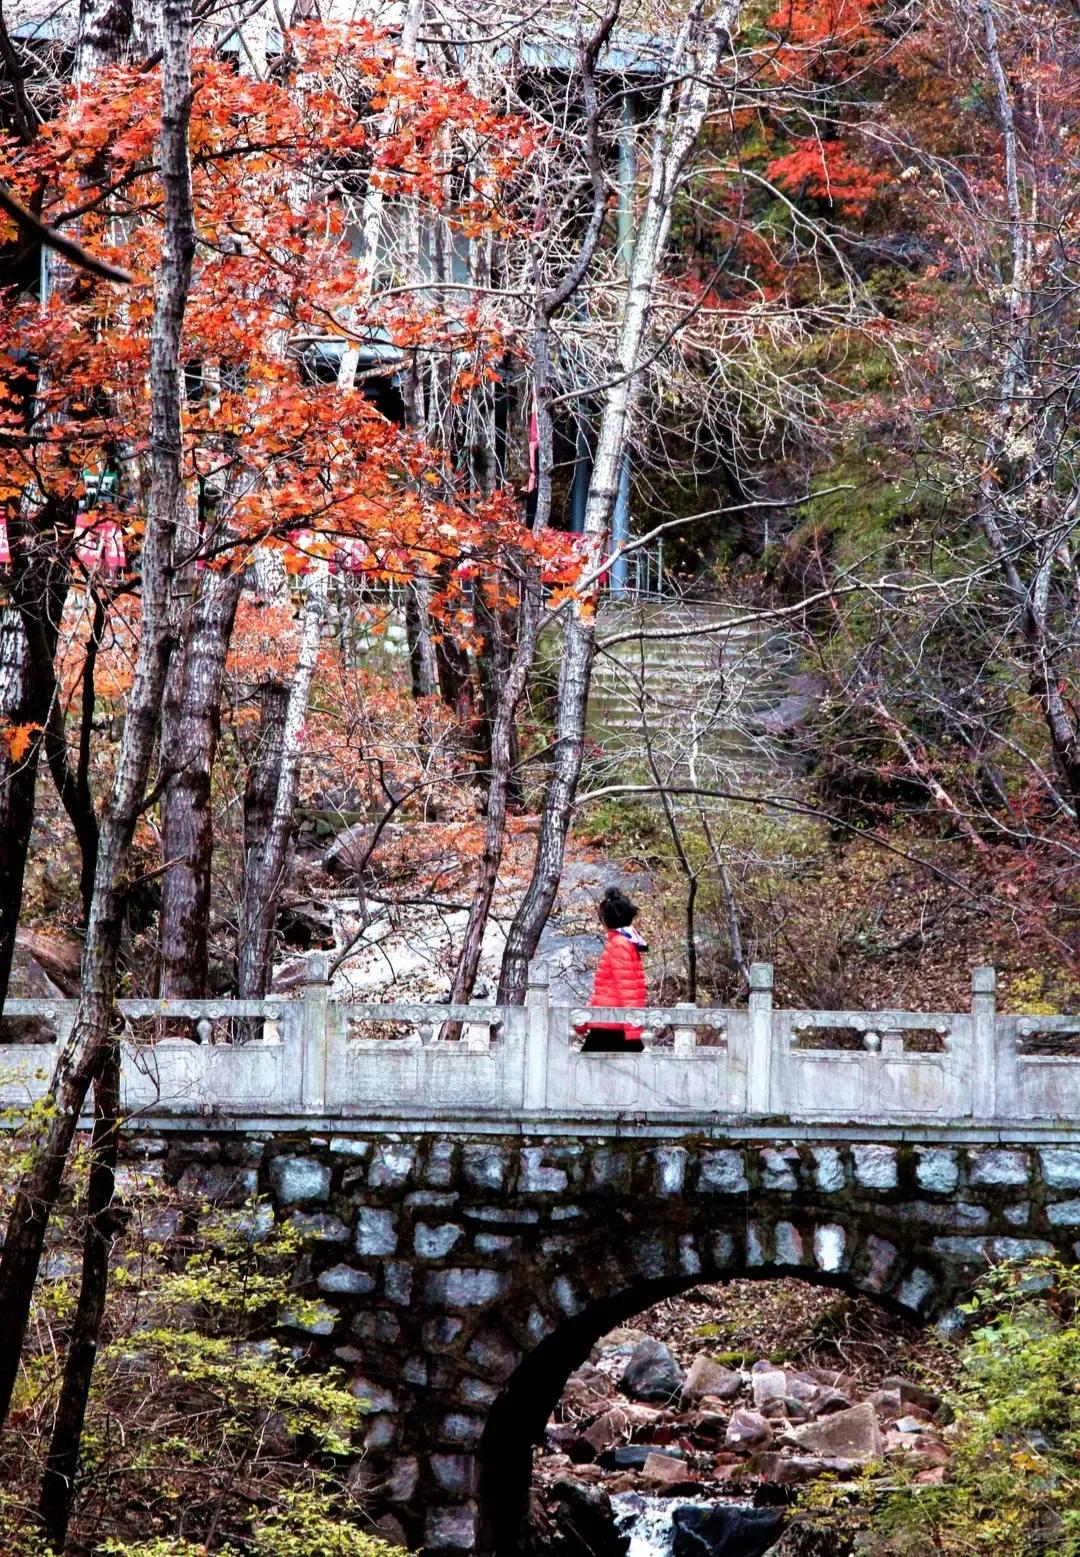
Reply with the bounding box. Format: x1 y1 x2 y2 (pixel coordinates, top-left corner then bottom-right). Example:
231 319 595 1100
579 888 647 1052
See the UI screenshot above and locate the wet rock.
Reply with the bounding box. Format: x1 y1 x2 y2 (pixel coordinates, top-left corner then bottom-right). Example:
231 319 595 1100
672 1502 785 1557
725 1408 772 1451
620 1338 684 1403
787 1402 883 1462
681 1353 743 1406
598 1444 686 1470
549 1478 630 1557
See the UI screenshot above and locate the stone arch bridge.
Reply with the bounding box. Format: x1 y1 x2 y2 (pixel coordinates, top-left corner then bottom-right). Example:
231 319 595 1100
4 963 1080 1554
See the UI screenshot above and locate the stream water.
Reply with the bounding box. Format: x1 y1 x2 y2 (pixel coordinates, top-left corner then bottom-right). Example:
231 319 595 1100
612 1493 784 1556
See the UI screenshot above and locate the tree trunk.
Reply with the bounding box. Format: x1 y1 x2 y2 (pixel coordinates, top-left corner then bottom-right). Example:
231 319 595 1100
158 566 244 996
237 677 289 998
0 548 71 1008
0 0 194 1431
497 0 737 1004
236 571 325 1000
37 1045 121 1552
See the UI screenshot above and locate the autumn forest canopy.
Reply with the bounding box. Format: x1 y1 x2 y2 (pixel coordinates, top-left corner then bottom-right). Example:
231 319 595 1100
0 0 1079 1548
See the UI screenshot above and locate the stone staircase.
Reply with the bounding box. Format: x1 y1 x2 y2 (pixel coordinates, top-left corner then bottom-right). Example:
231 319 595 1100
587 597 794 781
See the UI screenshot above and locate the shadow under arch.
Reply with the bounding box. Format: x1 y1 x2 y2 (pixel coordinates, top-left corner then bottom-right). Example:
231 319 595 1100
476 1265 926 1556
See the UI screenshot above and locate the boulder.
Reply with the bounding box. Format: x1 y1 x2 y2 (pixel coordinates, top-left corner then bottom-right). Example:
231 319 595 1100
641 1452 696 1491
672 1502 785 1557
620 1338 684 1403
751 1370 787 1412
598 1444 686 1471
592 1325 648 1360
725 1408 772 1452
549 1479 630 1557
681 1353 743 1406
787 1402 883 1463
563 1362 617 1416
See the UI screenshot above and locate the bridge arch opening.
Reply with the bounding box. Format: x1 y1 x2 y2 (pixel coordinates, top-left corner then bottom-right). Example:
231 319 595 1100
476 1261 931 1555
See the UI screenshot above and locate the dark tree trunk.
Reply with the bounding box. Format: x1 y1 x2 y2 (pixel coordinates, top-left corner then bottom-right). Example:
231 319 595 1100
0 548 71 1008
158 566 244 996
37 1045 122 1552
0 0 194 1430
237 678 289 998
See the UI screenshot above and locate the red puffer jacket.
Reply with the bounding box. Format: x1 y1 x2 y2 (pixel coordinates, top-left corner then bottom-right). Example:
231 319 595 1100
586 928 647 1042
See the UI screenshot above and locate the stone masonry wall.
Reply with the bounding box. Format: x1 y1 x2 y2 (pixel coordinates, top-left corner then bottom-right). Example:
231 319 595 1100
112 1130 1080 1555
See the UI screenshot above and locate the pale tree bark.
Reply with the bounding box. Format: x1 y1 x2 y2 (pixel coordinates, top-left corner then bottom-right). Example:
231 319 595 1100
0 0 195 1429
236 569 326 999
497 0 739 1004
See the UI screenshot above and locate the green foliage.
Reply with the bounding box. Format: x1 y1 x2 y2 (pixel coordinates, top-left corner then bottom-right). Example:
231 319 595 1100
0 1203 406 1557
793 1258 1080 1556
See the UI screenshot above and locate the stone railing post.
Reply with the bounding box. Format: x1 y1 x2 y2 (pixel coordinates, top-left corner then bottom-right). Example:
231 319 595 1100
971 965 997 1120
747 962 774 1113
299 953 330 1113
523 962 550 1111
672 1002 697 1056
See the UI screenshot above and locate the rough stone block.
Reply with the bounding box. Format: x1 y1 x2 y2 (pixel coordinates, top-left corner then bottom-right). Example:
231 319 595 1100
761 1148 799 1191
461 1377 499 1406
317 1263 375 1295
698 1150 749 1195
352 1309 401 1345
746 1223 769 1266
415 1222 465 1259
474 1232 516 1254
811 1148 845 1194
368 1143 417 1188
465 1205 538 1224
814 1224 846 1273
931 1236 991 1261
425 1502 478 1551
1047 1199 1080 1226
432 1454 479 1495
363 1414 397 1450
968 1148 1029 1187
269 1155 330 1205
386 1456 419 1502
382 1261 414 1306
425 1268 510 1308
774 1222 805 1267
425 1140 456 1186
289 1211 349 1242
439 1413 485 1447
351 1376 396 1412
329 1138 369 1157
354 1207 397 1256
589 1149 631 1190
710 1232 735 1267
1004 1202 1030 1226
852 1146 898 1191
463 1146 507 1191
629 1234 668 1279
914 1147 959 1194
679 1234 702 1276
283 1301 337 1336
990 1237 1055 1260
553 1275 585 1316
896 1267 934 1313
466 1332 521 1383
1040 1148 1080 1189
424 1315 464 1350
519 1147 568 1193
861 1234 898 1294
177 1164 257 1206
653 1146 687 1195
